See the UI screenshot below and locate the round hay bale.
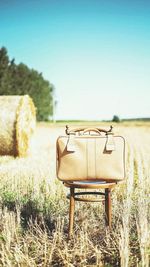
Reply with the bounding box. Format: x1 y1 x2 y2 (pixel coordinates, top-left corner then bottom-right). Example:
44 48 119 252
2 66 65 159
0 95 36 157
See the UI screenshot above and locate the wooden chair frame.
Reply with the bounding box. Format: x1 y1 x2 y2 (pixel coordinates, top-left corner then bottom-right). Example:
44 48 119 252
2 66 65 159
64 181 117 238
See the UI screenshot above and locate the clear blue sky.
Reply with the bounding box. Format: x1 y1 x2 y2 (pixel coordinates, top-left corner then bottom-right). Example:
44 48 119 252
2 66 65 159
0 0 150 120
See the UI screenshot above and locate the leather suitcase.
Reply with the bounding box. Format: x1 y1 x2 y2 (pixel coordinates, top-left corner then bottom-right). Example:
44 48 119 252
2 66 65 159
56 126 125 182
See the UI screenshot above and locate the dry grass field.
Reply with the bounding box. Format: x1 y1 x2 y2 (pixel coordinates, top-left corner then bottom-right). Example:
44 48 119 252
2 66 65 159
0 121 150 267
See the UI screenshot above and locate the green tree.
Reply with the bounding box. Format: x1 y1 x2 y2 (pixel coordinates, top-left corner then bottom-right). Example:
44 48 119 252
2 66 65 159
0 47 11 94
0 47 54 121
112 115 120 123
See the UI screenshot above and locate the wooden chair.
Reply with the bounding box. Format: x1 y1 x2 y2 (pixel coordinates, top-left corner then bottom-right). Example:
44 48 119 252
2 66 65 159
64 180 117 238
57 126 125 237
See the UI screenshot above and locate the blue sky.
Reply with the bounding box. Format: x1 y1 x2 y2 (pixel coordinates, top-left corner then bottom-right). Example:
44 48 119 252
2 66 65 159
0 0 150 120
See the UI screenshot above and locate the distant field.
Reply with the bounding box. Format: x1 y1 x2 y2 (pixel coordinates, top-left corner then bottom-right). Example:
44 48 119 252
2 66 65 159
0 121 149 266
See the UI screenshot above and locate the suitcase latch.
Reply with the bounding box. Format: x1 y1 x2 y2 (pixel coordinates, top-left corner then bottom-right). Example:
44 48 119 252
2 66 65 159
67 133 76 152
106 133 115 151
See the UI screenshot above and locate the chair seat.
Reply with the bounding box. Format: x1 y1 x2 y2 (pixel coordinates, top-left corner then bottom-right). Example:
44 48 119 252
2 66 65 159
64 180 117 189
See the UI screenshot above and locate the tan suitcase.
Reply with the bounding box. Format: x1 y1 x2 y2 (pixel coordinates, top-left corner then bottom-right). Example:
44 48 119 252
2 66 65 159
56 126 125 182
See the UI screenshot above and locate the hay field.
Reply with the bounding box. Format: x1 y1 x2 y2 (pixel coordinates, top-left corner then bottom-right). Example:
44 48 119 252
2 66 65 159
0 122 150 267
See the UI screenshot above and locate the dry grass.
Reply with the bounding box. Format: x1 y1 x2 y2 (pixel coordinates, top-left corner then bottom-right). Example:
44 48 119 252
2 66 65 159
0 122 150 266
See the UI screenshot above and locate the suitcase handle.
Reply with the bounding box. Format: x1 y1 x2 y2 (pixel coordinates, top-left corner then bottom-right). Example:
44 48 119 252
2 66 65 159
66 125 115 152
82 128 102 135
66 125 113 135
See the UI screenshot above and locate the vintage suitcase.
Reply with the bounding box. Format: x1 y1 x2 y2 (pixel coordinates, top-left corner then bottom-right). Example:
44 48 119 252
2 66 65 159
56 126 125 182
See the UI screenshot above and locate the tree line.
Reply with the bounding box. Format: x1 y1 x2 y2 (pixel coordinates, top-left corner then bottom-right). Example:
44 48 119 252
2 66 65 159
0 46 54 121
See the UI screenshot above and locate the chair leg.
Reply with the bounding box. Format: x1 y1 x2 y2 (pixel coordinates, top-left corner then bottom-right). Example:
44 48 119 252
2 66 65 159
105 188 112 228
68 187 75 238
